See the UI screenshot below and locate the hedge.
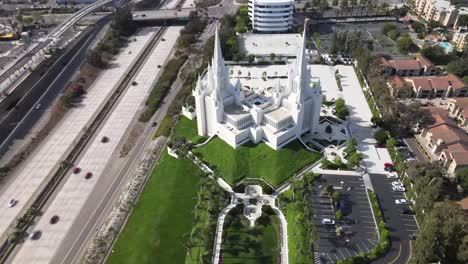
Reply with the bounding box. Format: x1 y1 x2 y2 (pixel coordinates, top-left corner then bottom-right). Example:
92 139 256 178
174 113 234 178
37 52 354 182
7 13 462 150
139 55 188 122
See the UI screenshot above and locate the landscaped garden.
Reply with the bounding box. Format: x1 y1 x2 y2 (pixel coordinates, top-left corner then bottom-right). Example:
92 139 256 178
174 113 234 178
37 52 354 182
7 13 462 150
106 152 202 264
220 207 280 264
193 138 321 186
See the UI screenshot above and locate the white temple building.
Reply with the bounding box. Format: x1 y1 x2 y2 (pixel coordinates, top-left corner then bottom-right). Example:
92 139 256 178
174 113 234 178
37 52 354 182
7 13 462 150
193 26 322 150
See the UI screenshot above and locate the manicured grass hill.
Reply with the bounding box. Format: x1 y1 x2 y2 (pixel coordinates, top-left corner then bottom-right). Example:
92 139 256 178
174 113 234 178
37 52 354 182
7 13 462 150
172 116 204 143
106 152 200 264
222 213 280 264
194 138 321 186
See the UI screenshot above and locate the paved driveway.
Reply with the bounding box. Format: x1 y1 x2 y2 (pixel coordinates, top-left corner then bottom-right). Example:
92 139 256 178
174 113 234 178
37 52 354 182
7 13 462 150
311 175 379 264
369 173 418 264
310 65 393 175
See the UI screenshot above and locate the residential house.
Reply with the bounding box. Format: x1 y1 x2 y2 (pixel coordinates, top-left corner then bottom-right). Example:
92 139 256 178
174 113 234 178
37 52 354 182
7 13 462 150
447 98 468 127
453 27 468 51
416 107 468 177
388 74 467 98
380 55 437 77
414 0 461 27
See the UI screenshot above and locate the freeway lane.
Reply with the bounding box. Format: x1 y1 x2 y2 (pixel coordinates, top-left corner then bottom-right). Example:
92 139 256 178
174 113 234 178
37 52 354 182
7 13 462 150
369 173 418 264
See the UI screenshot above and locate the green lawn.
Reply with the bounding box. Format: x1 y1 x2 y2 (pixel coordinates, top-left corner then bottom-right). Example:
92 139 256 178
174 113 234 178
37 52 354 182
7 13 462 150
106 152 201 264
222 213 280 264
172 116 204 143
193 138 321 186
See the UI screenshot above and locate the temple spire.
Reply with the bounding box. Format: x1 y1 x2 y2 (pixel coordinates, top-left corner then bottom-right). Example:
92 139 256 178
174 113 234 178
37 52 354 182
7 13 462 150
297 20 308 78
213 25 224 74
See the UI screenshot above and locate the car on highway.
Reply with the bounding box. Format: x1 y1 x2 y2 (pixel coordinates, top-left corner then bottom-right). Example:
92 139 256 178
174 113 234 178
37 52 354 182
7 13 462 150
7 198 17 208
132 81 138 86
392 185 406 192
395 199 409 205
391 181 402 187
386 172 398 179
141 14 146 17
50 215 60 224
29 230 42 240
72 167 81 174
35 104 41 110
321 218 335 225
85 172 93 179
101 136 109 143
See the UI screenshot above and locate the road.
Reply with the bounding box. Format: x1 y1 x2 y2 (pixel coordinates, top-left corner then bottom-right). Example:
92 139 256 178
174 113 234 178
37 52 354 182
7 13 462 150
369 173 418 264
0 17 110 158
9 26 183 264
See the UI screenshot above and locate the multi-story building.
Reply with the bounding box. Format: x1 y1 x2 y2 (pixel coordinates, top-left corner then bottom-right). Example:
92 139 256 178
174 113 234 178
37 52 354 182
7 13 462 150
453 27 468 51
248 0 294 32
389 74 467 98
380 55 437 77
416 107 468 177
193 26 323 150
414 0 460 27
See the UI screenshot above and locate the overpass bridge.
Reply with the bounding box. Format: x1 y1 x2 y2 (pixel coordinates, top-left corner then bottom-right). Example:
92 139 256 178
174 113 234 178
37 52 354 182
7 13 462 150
0 0 120 96
133 8 194 22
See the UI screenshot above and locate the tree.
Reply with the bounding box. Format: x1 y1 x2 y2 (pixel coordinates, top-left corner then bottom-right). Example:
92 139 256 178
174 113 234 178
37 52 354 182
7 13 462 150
456 168 468 191
396 102 435 132
269 53 276 61
421 45 446 64
112 7 136 37
334 98 349 119
86 49 105 68
413 202 467 264
374 130 389 144
381 23 397 35
332 0 339 7
387 29 400 40
325 185 334 195
347 152 363 168
331 191 341 202
396 36 413 53
447 58 468 77
247 54 255 63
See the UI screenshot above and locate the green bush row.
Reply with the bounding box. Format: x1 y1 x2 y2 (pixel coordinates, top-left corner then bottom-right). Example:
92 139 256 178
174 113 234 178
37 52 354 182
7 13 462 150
139 55 188 122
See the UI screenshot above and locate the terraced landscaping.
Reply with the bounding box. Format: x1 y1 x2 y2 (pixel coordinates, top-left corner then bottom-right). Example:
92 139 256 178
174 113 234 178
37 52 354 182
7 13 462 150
194 138 321 187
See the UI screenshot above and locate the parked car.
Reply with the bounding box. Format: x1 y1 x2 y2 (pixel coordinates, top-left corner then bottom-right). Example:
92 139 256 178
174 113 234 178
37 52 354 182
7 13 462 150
386 172 398 179
391 181 402 187
384 166 395 172
400 209 414 215
395 199 409 205
392 185 406 192
384 163 394 168
7 199 16 208
321 218 335 225
72 167 81 174
29 230 42 240
374 143 386 148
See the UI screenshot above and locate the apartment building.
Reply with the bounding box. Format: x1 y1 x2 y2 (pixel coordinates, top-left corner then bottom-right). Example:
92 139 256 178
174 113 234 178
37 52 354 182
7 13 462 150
248 0 294 32
416 107 468 177
414 0 460 27
389 74 468 98
380 55 437 77
453 27 468 51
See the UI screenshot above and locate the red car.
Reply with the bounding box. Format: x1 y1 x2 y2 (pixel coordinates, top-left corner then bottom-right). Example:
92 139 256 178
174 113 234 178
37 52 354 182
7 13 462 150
85 172 93 179
384 163 394 168
72 167 81 174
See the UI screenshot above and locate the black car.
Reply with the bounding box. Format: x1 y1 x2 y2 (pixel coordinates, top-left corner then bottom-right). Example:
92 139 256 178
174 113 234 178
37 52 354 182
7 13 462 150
400 209 414 215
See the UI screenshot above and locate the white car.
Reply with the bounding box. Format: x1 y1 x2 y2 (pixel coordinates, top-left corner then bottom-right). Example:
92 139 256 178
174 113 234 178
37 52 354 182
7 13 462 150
7 199 16 208
386 172 398 179
392 185 406 192
395 199 409 205
391 181 402 187
321 218 335 225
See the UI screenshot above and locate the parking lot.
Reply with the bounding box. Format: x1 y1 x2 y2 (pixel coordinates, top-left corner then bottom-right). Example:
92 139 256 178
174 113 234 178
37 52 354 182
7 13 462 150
311 174 379 264
313 22 408 56
369 173 419 264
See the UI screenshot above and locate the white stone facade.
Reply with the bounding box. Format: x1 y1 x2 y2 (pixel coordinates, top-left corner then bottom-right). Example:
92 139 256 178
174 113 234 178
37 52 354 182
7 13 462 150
193 26 322 150
248 0 294 32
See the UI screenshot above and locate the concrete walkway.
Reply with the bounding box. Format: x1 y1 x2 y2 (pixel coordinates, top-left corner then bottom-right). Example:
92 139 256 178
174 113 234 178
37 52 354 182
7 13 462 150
310 65 392 175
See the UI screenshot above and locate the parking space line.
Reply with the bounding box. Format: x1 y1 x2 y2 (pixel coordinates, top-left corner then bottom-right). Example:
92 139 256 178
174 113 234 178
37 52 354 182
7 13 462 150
360 241 370 252
368 239 377 247
337 248 346 259
355 242 364 253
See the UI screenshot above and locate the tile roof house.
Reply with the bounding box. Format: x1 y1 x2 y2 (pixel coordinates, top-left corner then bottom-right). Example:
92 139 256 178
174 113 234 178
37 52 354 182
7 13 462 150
416 107 468 177
380 55 437 77
447 98 468 127
388 74 468 98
